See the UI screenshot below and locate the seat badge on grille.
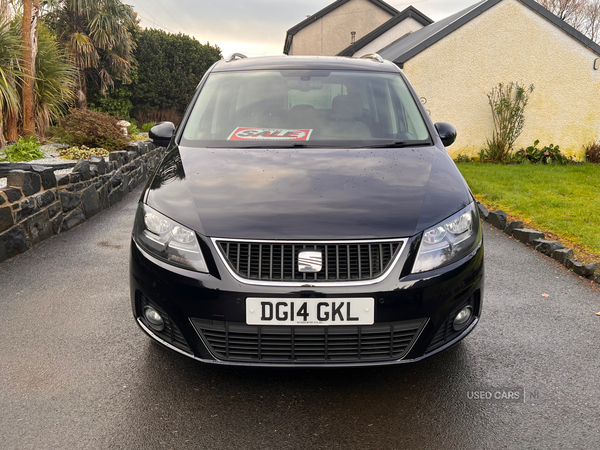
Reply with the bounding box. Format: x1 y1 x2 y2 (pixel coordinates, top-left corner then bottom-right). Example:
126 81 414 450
298 251 323 273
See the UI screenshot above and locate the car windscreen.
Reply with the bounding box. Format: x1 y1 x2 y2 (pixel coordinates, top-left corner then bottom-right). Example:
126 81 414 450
180 69 432 148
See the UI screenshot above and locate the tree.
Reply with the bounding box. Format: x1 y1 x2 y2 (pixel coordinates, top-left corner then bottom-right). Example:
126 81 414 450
584 0 600 41
131 29 221 118
0 0 10 21
538 0 587 25
21 0 40 136
46 0 136 108
1 15 75 144
537 0 600 42
0 19 21 146
34 23 76 135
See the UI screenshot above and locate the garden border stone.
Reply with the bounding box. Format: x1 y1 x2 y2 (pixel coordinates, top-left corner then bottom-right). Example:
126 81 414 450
0 141 167 264
512 228 545 245
477 201 599 284
504 221 523 236
487 210 507 230
533 239 563 256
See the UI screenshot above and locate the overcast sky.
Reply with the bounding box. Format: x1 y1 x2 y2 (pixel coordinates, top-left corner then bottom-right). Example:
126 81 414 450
125 0 480 56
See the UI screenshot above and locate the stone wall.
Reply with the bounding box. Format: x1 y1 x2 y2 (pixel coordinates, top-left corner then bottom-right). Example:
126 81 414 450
0 141 166 264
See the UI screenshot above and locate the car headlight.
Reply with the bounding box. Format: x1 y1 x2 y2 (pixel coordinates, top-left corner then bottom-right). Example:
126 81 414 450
133 203 208 272
412 202 481 273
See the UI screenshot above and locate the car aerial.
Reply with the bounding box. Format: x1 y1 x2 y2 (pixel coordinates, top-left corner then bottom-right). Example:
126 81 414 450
130 53 484 367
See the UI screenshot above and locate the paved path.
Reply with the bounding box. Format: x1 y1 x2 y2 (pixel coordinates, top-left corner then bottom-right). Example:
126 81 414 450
1 185 599 449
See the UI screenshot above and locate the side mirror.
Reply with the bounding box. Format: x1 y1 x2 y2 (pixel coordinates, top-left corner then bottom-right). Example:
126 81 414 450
149 121 175 148
434 122 457 147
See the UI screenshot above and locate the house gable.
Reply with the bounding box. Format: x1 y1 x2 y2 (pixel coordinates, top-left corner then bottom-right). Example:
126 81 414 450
337 6 433 57
379 0 600 65
284 0 399 55
398 0 600 157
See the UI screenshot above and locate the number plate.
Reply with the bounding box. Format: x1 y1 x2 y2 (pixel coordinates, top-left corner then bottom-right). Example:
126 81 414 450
246 298 374 326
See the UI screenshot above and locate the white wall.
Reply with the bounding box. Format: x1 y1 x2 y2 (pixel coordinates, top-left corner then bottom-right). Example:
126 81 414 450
353 17 425 56
403 0 600 157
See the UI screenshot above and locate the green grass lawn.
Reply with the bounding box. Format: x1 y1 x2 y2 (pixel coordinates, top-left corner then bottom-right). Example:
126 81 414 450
456 163 600 261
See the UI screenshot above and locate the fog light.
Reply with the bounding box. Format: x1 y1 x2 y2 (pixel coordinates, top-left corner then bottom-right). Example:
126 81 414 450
452 306 473 331
143 306 164 331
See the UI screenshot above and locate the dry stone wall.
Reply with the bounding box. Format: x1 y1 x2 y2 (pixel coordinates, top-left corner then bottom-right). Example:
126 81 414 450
0 141 166 264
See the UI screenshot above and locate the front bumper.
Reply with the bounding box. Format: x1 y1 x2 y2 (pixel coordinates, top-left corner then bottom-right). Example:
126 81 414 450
130 235 484 367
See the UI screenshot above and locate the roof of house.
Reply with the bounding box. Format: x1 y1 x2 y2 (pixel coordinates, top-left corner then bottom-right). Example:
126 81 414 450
378 0 600 66
283 0 400 55
336 6 434 57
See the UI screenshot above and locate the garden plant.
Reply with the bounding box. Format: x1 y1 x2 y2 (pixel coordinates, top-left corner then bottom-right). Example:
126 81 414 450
482 82 534 162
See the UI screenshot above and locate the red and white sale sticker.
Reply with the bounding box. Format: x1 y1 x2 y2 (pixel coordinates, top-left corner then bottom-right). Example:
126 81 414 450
228 127 313 141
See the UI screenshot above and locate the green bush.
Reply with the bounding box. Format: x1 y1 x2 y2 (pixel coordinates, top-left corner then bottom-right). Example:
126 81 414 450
59 145 109 160
88 83 134 120
141 122 157 132
484 82 534 162
127 123 140 136
584 141 600 163
513 140 573 165
454 154 471 163
132 29 221 113
0 136 45 162
59 109 129 151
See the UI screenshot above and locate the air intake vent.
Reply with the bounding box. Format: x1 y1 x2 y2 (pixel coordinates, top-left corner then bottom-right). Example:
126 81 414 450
193 318 426 363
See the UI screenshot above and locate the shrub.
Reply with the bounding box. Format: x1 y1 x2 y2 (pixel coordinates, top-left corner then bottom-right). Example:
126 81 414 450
88 83 134 120
135 109 181 126
59 109 129 151
58 145 109 160
132 29 221 113
484 82 534 162
130 134 147 142
454 154 471 163
127 123 140 136
141 122 157 132
584 141 600 163
0 136 45 162
513 140 573 165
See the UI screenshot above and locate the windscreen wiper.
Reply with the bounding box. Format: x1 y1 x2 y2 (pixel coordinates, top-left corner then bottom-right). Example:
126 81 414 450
367 140 431 148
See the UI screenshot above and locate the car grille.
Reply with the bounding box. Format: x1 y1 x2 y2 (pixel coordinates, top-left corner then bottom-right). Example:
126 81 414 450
215 240 403 282
192 318 426 363
138 294 191 353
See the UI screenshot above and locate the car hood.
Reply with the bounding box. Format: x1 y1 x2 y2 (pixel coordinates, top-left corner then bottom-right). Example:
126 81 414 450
145 145 472 240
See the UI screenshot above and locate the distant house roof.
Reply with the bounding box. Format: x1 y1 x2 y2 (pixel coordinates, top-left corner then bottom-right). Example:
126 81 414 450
378 0 600 66
337 6 433 57
283 0 400 55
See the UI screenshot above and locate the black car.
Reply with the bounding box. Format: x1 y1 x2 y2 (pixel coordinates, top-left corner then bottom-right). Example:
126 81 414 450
130 53 484 367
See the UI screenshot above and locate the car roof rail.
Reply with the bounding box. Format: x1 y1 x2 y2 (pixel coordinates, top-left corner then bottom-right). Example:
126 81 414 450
358 53 384 63
225 53 248 63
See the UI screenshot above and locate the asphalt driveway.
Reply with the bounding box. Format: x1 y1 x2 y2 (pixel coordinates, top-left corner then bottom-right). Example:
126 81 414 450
0 185 599 449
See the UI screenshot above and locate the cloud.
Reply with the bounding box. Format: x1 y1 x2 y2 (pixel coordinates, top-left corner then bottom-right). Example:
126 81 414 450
127 0 479 56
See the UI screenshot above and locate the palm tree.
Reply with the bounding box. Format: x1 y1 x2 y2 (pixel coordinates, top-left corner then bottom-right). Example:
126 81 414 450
2 16 76 144
34 23 76 135
0 19 21 146
0 0 10 22
21 0 40 136
46 0 136 108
